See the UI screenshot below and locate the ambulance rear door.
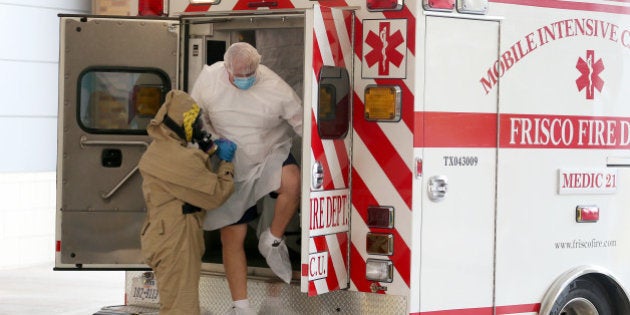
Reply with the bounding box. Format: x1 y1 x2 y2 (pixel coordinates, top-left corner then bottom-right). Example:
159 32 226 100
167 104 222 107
301 5 354 295
55 16 179 269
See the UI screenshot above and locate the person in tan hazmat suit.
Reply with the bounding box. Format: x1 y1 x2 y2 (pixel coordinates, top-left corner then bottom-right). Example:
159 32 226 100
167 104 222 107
139 90 237 315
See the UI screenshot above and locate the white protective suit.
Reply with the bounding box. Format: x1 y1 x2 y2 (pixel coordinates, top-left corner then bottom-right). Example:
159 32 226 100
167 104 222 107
191 62 302 230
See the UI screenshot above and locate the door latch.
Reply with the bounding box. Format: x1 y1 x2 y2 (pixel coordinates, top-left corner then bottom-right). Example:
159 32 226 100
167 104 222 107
312 161 324 190
428 175 448 202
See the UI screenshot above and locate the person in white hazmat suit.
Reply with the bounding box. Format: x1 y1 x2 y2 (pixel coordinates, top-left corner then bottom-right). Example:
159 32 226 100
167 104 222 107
191 42 302 314
139 90 237 315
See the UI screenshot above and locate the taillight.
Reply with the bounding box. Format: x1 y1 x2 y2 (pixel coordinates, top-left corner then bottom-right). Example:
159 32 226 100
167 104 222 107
138 0 164 16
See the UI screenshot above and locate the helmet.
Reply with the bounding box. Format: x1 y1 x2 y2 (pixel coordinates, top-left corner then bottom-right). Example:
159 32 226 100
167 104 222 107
150 90 215 152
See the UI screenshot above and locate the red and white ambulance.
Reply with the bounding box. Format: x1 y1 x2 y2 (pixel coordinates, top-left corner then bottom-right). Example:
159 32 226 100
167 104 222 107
55 0 630 314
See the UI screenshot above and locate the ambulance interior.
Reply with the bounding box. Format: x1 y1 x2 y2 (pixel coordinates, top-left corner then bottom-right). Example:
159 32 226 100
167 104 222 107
183 15 306 274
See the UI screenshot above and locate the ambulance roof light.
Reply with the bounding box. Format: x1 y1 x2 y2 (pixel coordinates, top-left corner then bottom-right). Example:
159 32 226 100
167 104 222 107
367 0 403 11
423 0 454 12
457 0 489 15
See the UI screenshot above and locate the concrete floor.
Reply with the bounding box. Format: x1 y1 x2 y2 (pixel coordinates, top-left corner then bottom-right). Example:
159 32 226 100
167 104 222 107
0 262 125 315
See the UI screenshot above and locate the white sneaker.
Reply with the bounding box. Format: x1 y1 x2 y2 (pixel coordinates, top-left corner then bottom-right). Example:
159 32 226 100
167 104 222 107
225 306 257 315
258 228 292 283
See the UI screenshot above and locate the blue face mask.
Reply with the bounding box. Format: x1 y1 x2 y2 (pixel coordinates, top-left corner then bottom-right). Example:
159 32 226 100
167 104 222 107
233 75 256 90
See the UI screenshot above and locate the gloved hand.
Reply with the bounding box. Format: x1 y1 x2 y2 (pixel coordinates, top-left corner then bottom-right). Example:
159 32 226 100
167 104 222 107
215 138 236 162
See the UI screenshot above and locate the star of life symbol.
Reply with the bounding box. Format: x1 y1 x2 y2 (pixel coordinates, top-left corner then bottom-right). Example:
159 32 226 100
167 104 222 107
362 19 407 78
576 50 604 100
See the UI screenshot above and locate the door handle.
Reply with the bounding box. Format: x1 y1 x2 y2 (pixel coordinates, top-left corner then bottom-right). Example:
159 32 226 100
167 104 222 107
80 136 149 200
312 161 324 190
428 175 448 202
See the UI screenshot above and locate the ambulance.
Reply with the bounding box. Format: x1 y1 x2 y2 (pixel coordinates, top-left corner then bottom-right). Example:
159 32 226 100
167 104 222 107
55 0 630 314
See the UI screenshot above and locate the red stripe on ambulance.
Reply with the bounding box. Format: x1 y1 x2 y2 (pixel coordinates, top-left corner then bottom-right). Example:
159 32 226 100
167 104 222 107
319 6 347 67
413 302 540 314
414 111 630 149
353 93 413 209
310 110 335 190
333 139 350 187
184 4 211 11
382 5 417 55
312 235 341 294
416 112 498 148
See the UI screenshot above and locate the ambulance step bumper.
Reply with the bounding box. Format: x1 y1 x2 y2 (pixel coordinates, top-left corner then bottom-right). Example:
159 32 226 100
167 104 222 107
94 305 159 315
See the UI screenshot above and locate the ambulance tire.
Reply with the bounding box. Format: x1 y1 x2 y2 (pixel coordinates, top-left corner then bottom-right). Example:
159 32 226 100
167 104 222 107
549 277 613 315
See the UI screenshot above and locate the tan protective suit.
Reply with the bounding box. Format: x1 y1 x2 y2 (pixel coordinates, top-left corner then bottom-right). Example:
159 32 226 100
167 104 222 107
139 90 234 315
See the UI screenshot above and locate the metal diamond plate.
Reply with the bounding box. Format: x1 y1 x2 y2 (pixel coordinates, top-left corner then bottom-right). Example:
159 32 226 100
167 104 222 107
122 271 407 314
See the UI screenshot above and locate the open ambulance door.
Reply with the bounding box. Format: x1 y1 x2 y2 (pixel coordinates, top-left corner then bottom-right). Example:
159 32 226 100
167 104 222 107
55 16 179 269
300 5 354 296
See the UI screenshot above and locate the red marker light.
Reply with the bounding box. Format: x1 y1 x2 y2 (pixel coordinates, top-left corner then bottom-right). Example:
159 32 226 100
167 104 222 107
576 205 599 223
138 0 164 16
367 206 394 229
367 0 402 11
424 0 454 11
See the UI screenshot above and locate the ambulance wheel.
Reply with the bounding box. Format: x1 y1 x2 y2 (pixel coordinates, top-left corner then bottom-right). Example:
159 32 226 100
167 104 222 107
549 277 613 315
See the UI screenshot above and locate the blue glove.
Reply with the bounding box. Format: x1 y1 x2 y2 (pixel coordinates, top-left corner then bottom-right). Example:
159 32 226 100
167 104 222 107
215 138 236 162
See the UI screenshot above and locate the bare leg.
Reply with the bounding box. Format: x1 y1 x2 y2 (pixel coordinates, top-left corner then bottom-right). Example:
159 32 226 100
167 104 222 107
220 223 248 301
269 164 301 238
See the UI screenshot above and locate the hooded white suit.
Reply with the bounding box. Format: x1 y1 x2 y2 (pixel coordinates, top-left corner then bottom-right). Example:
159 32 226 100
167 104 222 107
191 62 302 230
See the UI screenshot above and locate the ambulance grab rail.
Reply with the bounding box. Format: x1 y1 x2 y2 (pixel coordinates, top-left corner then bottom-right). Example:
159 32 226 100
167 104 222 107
80 136 149 200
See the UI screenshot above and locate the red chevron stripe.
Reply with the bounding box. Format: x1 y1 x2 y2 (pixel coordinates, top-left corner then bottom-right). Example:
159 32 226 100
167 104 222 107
184 4 211 11
313 235 341 293
310 110 335 190
310 30 336 189
350 243 384 293
374 78 414 132
319 6 347 67
351 170 411 287
333 139 350 187
317 0 349 6
353 15 363 59
308 279 316 295
312 27 324 78
383 6 416 55
336 232 349 268
352 93 412 209
343 8 354 46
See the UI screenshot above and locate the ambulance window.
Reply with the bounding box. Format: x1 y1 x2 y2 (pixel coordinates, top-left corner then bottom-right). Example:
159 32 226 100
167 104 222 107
78 68 170 134
317 66 350 139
